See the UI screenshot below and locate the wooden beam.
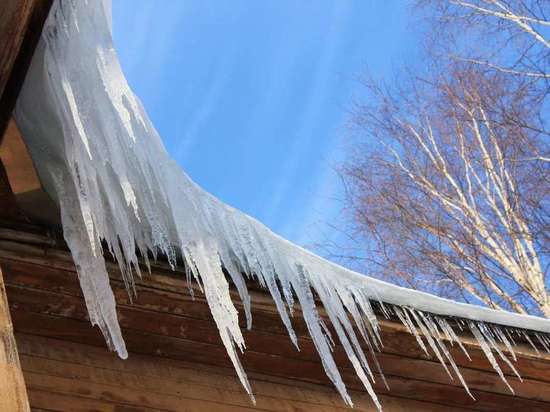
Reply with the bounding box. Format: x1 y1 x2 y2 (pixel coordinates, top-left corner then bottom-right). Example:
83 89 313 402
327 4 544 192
0 0 52 140
0 119 59 225
15 333 471 412
0 119 41 195
0 159 23 221
0 264 29 411
3 252 550 409
0 0 33 99
2 225 550 410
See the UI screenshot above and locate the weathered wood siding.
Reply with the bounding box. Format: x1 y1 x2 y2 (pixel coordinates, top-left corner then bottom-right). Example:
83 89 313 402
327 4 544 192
0 0 34 99
18 333 464 412
1 228 550 411
0 0 52 138
0 120 60 225
0 265 30 411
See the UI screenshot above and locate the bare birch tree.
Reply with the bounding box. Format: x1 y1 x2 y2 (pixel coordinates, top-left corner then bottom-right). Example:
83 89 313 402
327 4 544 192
419 0 550 80
339 1 549 316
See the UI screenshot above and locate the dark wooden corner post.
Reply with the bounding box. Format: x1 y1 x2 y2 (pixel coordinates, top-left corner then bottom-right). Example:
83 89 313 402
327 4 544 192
0 265 30 411
0 0 54 410
0 0 53 140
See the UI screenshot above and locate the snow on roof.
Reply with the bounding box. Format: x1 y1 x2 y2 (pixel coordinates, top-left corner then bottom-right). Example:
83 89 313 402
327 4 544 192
14 1 550 409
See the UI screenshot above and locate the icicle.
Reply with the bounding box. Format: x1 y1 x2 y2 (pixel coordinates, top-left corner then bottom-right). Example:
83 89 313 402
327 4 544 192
290 265 354 407
439 318 472 361
435 317 454 343
493 326 517 361
396 307 430 357
469 322 515 394
521 331 541 354
185 240 255 402
479 323 522 382
418 312 474 399
317 288 381 410
408 309 454 380
505 328 517 347
536 333 550 353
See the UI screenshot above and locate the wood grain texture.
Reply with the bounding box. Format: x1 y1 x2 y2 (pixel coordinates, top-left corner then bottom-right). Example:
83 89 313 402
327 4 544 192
0 119 60 225
0 0 33 99
0 119 41 194
1 227 550 411
0 0 53 222
0 158 23 221
0 265 30 411
17 333 472 412
0 0 52 139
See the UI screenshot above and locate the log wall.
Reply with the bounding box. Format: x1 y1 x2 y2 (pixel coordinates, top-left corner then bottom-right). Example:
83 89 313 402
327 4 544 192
0 0 52 138
1 227 550 411
0 265 29 411
0 2 55 407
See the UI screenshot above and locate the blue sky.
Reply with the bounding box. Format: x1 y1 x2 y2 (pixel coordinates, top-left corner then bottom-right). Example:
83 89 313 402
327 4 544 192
112 0 420 250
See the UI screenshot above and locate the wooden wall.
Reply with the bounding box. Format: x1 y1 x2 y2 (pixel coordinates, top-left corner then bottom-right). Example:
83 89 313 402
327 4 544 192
1 227 550 411
0 0 34 101
0 1 52 408
0 0 52 138
17 333 461 412
0 265 29 411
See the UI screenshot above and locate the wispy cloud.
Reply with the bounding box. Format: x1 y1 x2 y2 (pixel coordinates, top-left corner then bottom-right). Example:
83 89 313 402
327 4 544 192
174 53 233 162
113 2 187 105
284 165 335 243
262 2 352 232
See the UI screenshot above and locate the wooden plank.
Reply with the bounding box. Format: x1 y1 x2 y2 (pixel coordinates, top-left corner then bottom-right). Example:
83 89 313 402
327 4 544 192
6 278 550 396
24 369 353 412
0 119 40 194
0 158 23 220
24 372 277 412
28 389 168 412
0 232 547 364
0 0 33 99
0 265 29 411
0 1 52 224
16 334 472 412
2 229 550 409
3 258 550 387
10 309 550 411
16 333 472 412
0 0 52 138
20 355 361 412
0 119 60 225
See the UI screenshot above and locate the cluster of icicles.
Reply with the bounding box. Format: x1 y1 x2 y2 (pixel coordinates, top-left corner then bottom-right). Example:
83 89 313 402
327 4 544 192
14 1 550 410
